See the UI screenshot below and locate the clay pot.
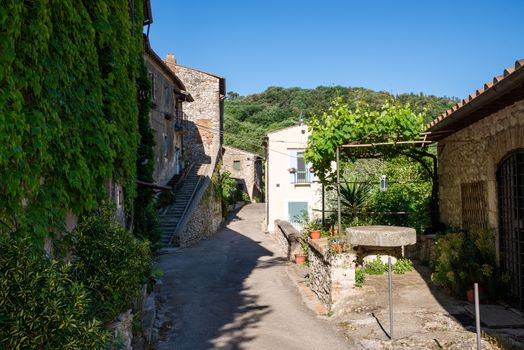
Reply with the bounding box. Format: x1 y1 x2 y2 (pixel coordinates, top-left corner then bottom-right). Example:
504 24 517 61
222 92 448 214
295 254 306 265
309 229 321 240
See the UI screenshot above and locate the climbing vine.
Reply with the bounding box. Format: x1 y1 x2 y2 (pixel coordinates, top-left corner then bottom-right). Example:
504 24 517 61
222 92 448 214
0 0 144 243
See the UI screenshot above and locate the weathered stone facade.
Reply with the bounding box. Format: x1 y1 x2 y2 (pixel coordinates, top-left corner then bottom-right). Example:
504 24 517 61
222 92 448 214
273 219 302 260
438 99 524 237
165 56 225 169
178 172 223 247
144 46 189 186
222 146 263 201
308 238 356 311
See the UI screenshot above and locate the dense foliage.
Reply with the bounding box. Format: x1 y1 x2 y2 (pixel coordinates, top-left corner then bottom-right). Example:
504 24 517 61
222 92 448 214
0 234 108 349
306 99 439 227
70 204 151 324
305 99 426 182
133 59 161 243
432 228 508 301
0 0 144 243
224 86 456 155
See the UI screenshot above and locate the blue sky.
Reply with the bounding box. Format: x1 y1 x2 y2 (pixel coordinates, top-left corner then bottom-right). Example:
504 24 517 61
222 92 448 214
149 0 523 99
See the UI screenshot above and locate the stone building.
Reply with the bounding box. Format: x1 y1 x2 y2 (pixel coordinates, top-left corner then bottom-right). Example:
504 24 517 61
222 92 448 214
426 59 524 308
164 56 225 169
158 55 226 247
264 125 321 232
222 146 263 202
144 38 193 186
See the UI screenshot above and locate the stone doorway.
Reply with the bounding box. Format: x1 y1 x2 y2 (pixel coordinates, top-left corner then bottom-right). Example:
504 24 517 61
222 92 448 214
497 149 524 310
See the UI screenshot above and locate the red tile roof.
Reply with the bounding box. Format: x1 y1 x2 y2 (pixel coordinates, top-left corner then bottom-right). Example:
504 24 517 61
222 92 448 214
426 59 524 140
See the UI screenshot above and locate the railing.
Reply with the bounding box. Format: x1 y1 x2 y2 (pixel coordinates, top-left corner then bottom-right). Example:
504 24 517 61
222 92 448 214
174 111 187 131
292 170 312 184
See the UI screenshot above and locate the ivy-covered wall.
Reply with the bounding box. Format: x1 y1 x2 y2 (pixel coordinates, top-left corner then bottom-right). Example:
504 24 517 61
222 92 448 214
0 0 145 244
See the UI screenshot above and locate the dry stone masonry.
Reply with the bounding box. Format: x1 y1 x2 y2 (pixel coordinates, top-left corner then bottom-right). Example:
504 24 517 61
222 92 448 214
273 220 302 260
308 238 356 312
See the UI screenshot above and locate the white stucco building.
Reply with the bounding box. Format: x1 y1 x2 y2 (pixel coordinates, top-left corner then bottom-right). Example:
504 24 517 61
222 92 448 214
264 125 322 232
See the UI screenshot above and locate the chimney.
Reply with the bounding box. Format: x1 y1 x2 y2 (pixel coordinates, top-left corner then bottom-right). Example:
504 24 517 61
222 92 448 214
166 53 176 64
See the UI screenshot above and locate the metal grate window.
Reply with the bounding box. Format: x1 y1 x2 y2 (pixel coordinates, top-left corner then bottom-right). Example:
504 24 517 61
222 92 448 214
497 150 524 310
461 181 488 230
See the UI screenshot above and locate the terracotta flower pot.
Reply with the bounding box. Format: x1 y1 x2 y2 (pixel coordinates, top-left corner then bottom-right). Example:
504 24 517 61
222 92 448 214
309 229 321 240
295 254 306 265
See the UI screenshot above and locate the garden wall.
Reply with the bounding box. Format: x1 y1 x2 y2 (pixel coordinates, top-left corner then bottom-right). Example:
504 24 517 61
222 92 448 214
405 234 437 266
308 238 356 311
274 220 302 260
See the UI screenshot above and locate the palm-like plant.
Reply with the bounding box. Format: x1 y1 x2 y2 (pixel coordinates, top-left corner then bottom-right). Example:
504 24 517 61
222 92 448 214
339 178 373 220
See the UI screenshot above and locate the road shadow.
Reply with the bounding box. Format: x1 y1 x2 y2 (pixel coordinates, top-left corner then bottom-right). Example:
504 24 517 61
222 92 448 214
156 218 274 350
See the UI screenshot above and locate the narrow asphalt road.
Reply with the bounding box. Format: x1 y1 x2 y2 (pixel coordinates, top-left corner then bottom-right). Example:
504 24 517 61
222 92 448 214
155 203 349 350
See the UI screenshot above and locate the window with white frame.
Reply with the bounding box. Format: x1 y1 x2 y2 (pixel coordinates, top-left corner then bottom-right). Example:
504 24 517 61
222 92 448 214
289 149 311 184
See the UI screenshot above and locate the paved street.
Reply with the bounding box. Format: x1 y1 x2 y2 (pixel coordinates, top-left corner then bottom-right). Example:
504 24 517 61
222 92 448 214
155 203 349 350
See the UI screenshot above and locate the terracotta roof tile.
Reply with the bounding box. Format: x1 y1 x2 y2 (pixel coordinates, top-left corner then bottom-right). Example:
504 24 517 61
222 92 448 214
493 75 504 84
504 67 515 76
427 58 524 133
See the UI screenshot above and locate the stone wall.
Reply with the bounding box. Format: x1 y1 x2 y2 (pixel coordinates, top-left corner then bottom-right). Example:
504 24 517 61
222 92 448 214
222 146 263 201
308 238 356 311
438 99 524 259
178 175 223 247
273 219 302 260
165 58 224 168
144 55 184 186
405 234 437 266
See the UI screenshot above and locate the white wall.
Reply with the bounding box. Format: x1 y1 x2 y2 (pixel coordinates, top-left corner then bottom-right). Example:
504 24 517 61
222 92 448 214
266 125 322 231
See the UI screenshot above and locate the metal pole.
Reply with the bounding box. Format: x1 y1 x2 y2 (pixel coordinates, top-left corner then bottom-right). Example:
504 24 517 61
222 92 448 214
388 256 394 339
322 183 325 226
336 147 342 238
475 283 481 349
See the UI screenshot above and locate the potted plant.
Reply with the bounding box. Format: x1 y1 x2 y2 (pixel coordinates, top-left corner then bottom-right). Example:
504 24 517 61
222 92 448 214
308 222 322 240
295 237 308 265
329 238 347 254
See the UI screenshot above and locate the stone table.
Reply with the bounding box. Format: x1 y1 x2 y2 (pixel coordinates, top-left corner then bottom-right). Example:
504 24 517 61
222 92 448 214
347 225 416 265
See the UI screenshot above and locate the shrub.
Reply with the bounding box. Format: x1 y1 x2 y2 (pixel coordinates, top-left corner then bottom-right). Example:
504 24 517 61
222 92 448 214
364 256 388 275
355 268 365 287
70 204 151 323
0 235 108 349
393 258 414 274
431 228 504 301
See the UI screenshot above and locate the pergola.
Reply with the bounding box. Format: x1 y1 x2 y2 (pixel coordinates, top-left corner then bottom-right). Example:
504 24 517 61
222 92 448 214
332 132 437 237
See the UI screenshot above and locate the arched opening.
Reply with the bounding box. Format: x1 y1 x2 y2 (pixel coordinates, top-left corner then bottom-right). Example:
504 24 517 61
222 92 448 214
497 149 524 309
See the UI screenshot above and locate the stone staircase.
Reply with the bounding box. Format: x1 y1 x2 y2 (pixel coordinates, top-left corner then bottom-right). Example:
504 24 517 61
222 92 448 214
159 167 204 246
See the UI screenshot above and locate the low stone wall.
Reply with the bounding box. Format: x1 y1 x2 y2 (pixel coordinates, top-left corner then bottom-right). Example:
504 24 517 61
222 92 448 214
405 234 437 266
179 181 223 247
274 220 302 260
308 238 356 311
109 309 133 350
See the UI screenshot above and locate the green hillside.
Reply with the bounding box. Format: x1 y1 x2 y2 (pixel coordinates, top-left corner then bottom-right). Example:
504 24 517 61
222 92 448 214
223 86 458 155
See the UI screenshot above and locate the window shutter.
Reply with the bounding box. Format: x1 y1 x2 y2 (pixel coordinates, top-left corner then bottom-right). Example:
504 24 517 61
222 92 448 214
289 150 297 183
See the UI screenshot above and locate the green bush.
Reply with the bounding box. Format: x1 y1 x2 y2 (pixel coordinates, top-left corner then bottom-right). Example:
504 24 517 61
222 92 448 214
0 235 108 349
364 256 388 275
393 258 414 274
70 204 151 323
355 268 365 288
431 228 505 301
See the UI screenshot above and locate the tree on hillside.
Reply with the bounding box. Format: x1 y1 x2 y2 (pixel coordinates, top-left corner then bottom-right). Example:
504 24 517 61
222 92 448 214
223 86 456 156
